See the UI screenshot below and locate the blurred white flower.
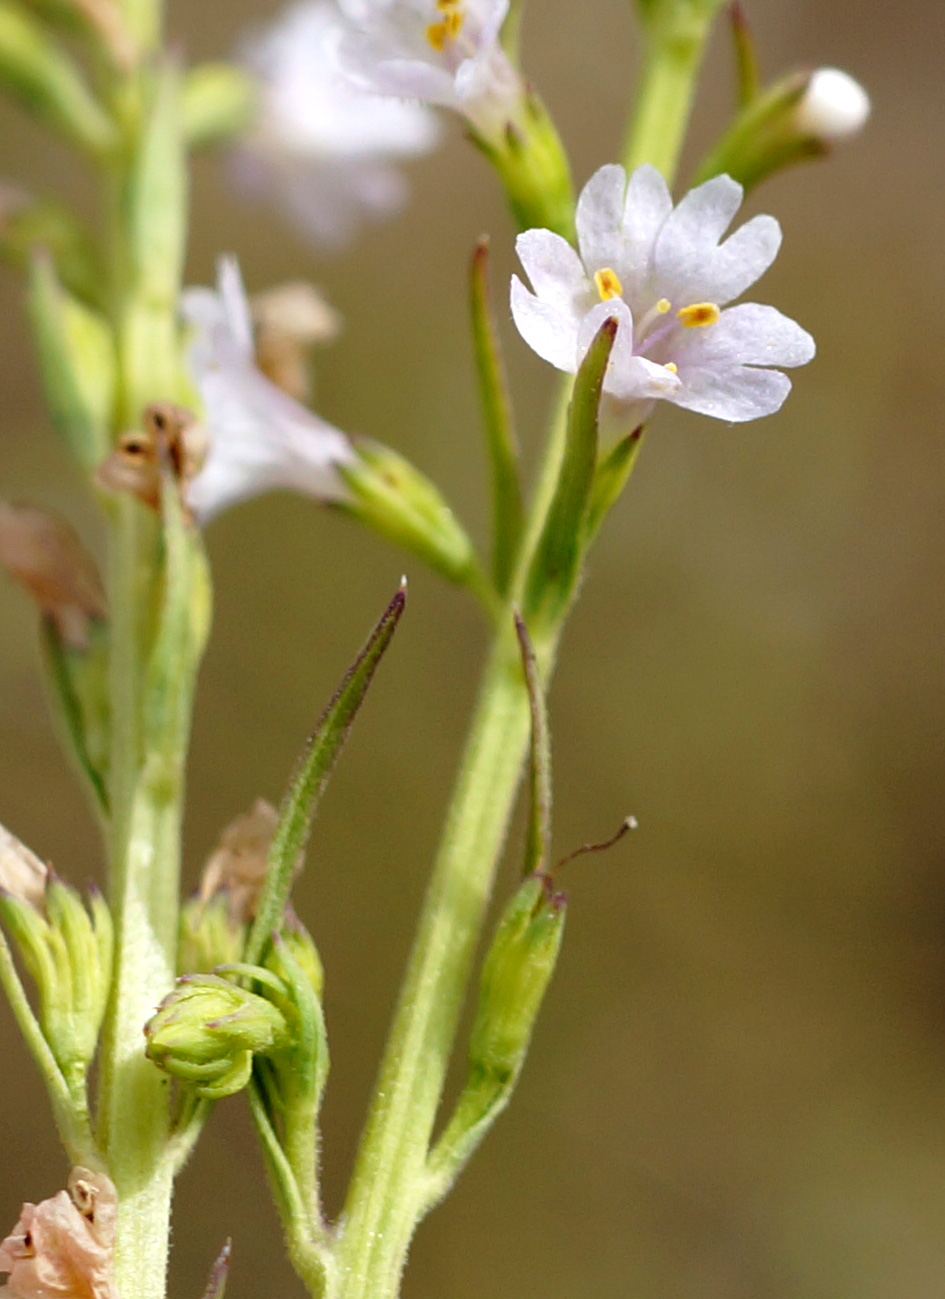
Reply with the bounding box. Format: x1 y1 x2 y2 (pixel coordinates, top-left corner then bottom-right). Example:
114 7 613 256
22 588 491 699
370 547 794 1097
511 164 815 428
337 0 522 137
181 257 355 523
234 0 440 248
794 67 870 142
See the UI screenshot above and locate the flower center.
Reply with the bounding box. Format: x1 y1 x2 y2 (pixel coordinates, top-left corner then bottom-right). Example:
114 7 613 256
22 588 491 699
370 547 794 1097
426 0 465 52
594 268 623 301
677 302 720 328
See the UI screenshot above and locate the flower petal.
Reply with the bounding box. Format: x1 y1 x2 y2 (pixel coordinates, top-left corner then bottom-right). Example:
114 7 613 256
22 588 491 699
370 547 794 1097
510 275 580 372
672 364 793 422
673 302 815 369
576 164 627 274
620 163 673 294
696 215 783 304
653 173 745 302
515 227 589 311
577 300 681 404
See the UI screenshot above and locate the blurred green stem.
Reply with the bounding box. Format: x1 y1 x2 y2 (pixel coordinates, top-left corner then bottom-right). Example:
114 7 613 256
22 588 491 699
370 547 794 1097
623 0 725 179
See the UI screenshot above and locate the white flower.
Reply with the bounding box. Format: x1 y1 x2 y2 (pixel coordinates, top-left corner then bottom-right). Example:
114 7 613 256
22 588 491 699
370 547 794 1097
511 164 815 427
337 0 522 137
234 1 440 248
181 257 356 523
794 68 870 142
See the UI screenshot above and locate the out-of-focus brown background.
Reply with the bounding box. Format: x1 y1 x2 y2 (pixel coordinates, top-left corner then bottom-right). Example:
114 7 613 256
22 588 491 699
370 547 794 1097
2 1 944 1295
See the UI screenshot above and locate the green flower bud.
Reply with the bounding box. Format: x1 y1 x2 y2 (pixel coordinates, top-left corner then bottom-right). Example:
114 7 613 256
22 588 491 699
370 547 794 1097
275 912 324 1003
341 439 478 587
468 874 565 1088
0 874 113 1086
178 895 247 976
694 67 870 193
145 973 291 1100
182 62 256 149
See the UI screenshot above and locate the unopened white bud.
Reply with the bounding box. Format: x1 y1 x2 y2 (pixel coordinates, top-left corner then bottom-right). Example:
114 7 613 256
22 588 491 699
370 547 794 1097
795 68 870 141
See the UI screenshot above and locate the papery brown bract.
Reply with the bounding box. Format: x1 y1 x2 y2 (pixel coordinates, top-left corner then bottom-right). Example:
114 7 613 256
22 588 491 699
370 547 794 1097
0 1169 117 1299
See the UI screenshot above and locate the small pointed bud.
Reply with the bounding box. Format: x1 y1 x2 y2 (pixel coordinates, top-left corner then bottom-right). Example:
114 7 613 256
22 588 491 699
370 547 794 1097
274 912 325 1003
793 67 870 141
250 281 341 403
342 440 477 586
0 1168 117 1299
468 874 565 1089
144 972 291 1099
0 821 48 907
0 504 105 651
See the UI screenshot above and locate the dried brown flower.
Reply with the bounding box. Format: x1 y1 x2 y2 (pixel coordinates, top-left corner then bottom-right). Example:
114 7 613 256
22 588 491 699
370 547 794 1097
0 504 105 651
198 798 286 924
96 403 208 514
0 1168 117 1299
251 282 340 402
0 823 47 907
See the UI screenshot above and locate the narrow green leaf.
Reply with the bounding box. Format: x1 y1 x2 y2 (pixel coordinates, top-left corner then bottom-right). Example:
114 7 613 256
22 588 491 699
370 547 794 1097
523 315 617 629
470 238 523 595
585 425 645 543
245 583 407 965
729 1 761 107
40 620 110 815
513 611 551 876
0 0 114 152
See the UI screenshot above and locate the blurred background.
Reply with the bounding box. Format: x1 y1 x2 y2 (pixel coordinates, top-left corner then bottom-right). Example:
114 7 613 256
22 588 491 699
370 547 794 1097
2 1 944 1296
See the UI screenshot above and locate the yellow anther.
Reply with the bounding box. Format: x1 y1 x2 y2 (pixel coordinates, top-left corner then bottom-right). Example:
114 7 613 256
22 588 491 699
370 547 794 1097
594 268 623 301
664 362 678 374
436 0 460 7
656 298 671 314
427 1 463 47
677 302 720 328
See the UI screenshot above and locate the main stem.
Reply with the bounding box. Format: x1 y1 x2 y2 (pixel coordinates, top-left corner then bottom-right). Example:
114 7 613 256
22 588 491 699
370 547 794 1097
337 627 535 1297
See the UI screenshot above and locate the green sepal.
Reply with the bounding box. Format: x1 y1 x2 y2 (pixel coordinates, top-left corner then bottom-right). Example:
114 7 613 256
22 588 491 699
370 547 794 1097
470 88 574 239
40 618 110 816
28 252 115 469
182 62 256 149
470 239 522 596
178 894 247 976
585 426 645 543
523 316 617 631
692 70 825 191
245 583 406 966
0 0 114 152
341 441 481 590
0 190 103 306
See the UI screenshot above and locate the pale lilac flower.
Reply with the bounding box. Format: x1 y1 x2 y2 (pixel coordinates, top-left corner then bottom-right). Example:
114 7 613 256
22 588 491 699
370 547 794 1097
337 0 522 137
0 1169 117 1299
511 163 815 427
794 68 870 142
181 257 356 523
234 1 439 248
0 822 47 908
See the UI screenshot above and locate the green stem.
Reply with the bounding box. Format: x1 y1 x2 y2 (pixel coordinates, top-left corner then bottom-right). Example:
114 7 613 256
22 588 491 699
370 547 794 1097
337 621 542 1298
623 1 725 180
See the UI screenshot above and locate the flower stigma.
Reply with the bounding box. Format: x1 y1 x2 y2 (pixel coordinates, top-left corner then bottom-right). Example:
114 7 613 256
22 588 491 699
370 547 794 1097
594 268 623 301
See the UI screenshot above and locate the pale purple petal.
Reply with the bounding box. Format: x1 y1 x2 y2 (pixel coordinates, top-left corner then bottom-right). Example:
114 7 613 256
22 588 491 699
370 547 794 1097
620 163 673 292
217 255 254 355
576 164 627 274
693 215 783 305
673 303 815 369
653 173 744 303
511 276 580 372
672 365 793 422
515 228 589 312
576 300 682 405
